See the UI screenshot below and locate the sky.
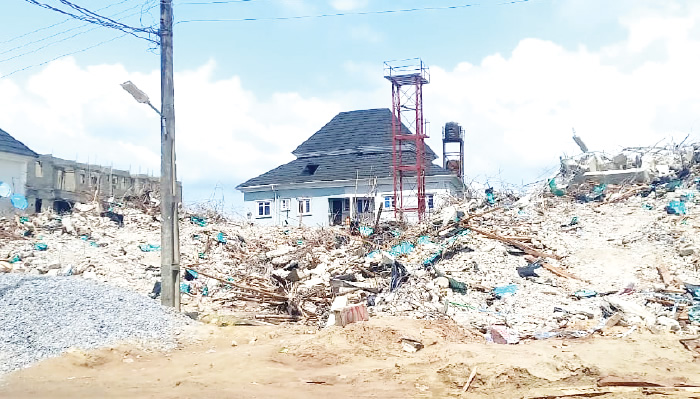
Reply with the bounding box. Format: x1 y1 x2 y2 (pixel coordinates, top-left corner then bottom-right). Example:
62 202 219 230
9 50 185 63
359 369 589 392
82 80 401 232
1 0 700 217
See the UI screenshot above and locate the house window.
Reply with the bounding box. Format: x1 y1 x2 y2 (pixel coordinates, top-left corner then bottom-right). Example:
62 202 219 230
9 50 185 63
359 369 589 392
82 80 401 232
357 198 372 213
280 198 291 211
35 162 43 178
383 196 395 209
427 194 434 209
257 201 271 217
298 198 311 215
79 173 86 184
91 176 98 186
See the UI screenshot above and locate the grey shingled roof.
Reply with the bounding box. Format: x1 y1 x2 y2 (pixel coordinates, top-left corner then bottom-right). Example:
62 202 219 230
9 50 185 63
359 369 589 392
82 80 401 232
237 152 451 188
292 108 437 159
0 128 37 158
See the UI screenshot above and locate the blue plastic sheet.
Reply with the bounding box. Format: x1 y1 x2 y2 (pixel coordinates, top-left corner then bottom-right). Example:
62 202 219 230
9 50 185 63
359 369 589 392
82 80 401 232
139 244 161 252
10 194 27 210
417 235 432 245
689 305 700 324
666 200 687 215
389 241 414 256
216 232 227 244
493 284 518 298
359 226 374 237
34 243 48 251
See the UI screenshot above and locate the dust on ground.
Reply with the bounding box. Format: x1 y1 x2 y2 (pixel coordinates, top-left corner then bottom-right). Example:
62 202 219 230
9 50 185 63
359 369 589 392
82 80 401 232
1 316 698 399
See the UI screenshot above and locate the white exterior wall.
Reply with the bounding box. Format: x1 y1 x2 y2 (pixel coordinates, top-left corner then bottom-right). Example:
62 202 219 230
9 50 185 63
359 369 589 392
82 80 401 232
0 152 31 213
242 176 462 227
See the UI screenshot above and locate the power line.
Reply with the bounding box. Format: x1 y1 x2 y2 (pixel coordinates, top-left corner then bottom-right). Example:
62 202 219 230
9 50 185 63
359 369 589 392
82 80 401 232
22 0 158 43
175 0 530 23
0 0 134 45
0 2 152 57
177 0 253 4
0 33 129 79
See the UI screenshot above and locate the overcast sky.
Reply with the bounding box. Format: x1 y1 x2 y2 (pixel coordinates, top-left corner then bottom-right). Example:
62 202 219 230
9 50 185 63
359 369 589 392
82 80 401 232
1 0 699 216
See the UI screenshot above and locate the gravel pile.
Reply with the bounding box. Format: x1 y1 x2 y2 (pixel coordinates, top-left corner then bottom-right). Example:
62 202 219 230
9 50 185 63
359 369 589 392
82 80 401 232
0 274 191 374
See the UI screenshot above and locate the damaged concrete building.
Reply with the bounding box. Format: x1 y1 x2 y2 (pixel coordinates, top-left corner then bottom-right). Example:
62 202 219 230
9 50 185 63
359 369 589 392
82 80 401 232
26 155 161 213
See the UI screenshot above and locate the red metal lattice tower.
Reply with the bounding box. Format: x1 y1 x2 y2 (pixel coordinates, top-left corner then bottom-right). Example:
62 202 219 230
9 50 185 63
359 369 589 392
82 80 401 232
384 58 430 222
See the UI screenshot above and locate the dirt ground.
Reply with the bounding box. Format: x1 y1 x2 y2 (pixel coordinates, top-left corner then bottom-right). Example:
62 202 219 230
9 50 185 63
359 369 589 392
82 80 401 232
1 317 699 399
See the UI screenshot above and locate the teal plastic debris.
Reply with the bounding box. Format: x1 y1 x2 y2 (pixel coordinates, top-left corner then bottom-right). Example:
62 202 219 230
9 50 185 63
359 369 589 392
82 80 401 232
192 234 201 241
19 216 29 224
493 284 518 298
34 243 48 251
359 226 374 237
180 283 191 294
448 278 468 294
689 305 700 324
80 235 89 241
190 216 207 227
485 188 496 205
391 230 401 238
389 241 414 256
548 179 566 196
642 203 654 210
198 252 207 259
666 179 682 191
9 254 20 263
417 236 432 245
666 200 687 215
202 285 209 297
422 251 442 267
89 241 99 247
569 216 579 226
139 244 161 252
574 289 597 298
448 301 476 310
216 232 227 244
296 240 304 246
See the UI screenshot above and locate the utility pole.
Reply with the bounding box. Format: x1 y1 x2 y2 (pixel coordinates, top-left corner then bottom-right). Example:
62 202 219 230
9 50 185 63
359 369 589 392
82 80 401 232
160 0 180 309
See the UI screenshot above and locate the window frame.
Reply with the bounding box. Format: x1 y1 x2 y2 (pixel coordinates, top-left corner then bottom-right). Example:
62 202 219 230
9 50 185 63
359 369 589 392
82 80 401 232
426 194 434 210
298 198 312 215
383 195 395 210
280 198 291 211
256 200 272 218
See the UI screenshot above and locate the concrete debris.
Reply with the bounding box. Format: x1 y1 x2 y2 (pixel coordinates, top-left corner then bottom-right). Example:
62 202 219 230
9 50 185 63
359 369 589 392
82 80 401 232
1 142 700 348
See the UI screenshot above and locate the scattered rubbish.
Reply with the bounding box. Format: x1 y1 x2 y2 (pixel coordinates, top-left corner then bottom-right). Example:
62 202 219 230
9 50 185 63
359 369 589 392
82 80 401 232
642 203 654 210
548 178 566 196
463 367 478 393
666 200 687 215
685 283 700 299
10 194 28 210
0 182 12 197
330 297 369 327
180 283 191 294
574 289 598 299
517 262 541 278
485 187 496 205
358 226 373 237
215 232 227 244
9 255 20 263
190 216 207 227
184 269 198 281
487 325 520 344
493 284 518 298
149 281 161 299
139 244 161 252
689 306 700 324
390 262 408 291
34 243 48 251
568 216 579 226
400 337 424 353
389 241 414 256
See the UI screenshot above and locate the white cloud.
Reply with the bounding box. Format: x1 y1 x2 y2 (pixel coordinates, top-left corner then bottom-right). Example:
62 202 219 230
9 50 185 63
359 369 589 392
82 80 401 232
330 0 368 11
3 1 700 209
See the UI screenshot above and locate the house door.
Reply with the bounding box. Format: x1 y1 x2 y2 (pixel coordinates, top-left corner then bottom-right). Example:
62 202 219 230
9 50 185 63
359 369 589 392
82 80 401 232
329 199 343 225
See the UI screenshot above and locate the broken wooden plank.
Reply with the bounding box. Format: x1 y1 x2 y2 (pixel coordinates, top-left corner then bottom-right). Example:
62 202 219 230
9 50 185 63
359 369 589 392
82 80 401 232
598 375 699 388
657 265 674 287
468 226 562 260
462 366 477 392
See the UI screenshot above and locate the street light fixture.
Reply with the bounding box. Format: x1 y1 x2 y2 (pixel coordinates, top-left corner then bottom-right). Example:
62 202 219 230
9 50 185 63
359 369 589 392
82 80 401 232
121 81 161 116
120 80 180 310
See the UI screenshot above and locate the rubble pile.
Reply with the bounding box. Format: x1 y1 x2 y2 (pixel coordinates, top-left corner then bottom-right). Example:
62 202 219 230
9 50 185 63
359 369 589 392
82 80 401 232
1 143 699 343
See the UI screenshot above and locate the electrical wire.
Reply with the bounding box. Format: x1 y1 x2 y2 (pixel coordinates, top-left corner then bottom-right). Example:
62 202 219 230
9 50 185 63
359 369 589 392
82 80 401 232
0 0 134 45
175 0 530 23
0 33 129 79
0 3 158 64
0 2 152 57
22 0 158 43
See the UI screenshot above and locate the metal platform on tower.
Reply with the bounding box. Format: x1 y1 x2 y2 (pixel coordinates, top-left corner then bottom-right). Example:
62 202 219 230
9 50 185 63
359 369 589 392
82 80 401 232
383 58 430 222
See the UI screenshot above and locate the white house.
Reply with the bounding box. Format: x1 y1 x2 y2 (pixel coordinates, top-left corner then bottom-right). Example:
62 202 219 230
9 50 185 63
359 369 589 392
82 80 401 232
0 128 38 213
237 109 463 226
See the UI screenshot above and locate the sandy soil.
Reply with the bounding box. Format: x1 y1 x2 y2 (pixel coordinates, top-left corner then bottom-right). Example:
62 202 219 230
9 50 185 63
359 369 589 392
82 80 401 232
1 317 699 399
